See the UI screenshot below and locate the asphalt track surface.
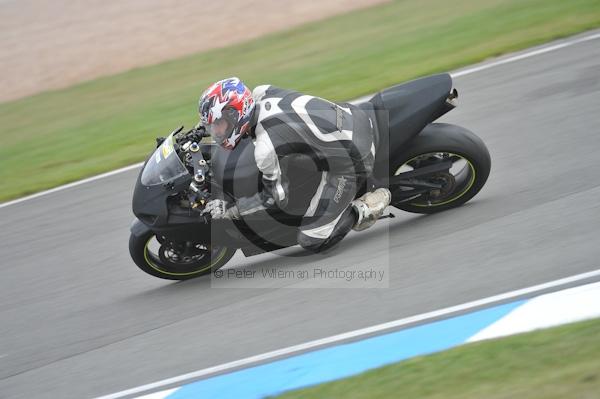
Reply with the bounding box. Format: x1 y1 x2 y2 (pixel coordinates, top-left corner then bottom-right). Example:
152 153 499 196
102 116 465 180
1 32 600 398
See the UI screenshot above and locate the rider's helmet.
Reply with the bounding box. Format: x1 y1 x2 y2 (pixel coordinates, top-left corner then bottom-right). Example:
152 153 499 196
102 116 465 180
198 77 255 150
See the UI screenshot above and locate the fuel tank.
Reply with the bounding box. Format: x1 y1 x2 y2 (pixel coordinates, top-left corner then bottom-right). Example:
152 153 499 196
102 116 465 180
210 137 261 200
210 137 321 216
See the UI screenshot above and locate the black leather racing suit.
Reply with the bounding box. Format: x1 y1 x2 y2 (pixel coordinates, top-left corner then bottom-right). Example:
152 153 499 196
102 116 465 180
236 85 375 253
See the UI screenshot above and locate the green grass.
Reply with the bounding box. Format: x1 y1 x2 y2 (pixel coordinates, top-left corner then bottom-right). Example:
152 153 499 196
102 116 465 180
273 317 600 399
1 0 599 201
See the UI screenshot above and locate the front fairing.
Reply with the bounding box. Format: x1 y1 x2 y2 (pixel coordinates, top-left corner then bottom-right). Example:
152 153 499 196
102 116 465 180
131 131 257 248
140 133 188 185
132 133 192 226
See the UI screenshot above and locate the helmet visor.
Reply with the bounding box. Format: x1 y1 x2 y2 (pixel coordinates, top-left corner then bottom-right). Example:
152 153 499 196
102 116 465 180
204 106 239 146
206 118 235 145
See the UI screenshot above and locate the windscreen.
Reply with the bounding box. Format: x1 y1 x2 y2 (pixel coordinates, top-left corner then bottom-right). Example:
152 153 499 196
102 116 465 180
140 133 188 185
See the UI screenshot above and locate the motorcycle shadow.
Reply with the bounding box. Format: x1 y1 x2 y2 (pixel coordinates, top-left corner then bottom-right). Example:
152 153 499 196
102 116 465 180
135 200 489 296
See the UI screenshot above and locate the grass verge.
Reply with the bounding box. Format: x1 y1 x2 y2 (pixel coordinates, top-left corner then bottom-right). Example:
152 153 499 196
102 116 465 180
1 0 599 201
273 317 600 399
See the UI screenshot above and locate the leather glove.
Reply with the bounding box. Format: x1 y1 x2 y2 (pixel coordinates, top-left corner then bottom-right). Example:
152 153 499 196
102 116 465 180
201 199 240 219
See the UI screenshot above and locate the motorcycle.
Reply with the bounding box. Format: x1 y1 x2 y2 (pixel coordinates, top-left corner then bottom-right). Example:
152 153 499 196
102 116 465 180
129 73 491 280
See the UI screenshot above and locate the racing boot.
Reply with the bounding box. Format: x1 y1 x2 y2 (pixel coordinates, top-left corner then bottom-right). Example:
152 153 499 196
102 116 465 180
351 188 392 231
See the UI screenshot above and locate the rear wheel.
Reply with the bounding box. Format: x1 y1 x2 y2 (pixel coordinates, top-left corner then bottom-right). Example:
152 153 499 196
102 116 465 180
129 231 236 280
390 123 491 214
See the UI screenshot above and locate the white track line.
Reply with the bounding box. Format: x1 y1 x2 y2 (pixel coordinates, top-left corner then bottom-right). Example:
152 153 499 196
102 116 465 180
452 31 600 77
2 30 600 210
0 163 143 210
96 269 600 399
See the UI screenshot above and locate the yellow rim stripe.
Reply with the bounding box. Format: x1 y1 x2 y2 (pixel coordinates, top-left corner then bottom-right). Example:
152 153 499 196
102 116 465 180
395 153 477 208
143 238 229 277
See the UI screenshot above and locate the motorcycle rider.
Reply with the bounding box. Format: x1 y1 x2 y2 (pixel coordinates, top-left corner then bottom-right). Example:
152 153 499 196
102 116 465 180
200 77 391 253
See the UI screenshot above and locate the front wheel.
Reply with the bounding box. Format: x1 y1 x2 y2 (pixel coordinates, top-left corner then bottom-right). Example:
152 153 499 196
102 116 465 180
129 231 236 280
390 123 491 214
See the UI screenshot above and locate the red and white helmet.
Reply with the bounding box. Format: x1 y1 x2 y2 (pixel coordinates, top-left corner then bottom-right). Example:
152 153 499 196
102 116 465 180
198 77 255 150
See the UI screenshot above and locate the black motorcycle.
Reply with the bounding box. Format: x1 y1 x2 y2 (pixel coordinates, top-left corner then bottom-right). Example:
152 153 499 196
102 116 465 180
129 73 491 280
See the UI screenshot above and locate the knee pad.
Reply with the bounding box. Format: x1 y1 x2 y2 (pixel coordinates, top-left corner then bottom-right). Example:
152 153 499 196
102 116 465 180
297 232 325 253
